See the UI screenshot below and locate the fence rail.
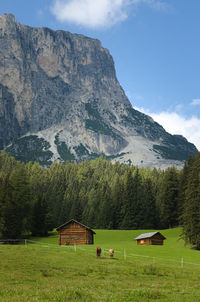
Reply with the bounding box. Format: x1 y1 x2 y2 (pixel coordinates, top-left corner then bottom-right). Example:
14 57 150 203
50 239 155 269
1 238 200 269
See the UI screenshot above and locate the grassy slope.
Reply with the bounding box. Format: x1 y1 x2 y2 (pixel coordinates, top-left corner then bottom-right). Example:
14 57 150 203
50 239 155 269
0 228 200 302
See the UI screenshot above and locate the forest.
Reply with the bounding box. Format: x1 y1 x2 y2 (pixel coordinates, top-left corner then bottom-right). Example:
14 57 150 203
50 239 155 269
0 151 199 249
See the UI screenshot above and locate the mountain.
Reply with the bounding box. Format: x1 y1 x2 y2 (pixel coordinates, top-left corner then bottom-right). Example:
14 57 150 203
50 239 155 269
0 14 197 168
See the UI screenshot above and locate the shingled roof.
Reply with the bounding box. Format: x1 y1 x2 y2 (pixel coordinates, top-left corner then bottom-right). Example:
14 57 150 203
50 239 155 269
56 219 96 234
134 232 166 240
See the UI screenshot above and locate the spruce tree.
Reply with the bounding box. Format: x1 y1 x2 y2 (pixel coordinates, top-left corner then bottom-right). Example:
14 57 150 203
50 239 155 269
142 178 157 228
31 193 53 236
1 165 32 238
181 152 200 249
157 167 179 229
110 175 123 229
121 169 143 229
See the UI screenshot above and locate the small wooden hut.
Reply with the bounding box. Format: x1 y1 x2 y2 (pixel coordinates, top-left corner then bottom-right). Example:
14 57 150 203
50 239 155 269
56 219 96 245
134 232 166 245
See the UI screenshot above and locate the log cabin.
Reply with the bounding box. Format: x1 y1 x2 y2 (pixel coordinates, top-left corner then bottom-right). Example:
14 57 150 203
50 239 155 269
134 232 166 245
56 219 96 245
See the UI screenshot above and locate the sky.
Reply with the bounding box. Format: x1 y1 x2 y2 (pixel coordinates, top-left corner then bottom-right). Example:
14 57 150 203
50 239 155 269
1 0 200 150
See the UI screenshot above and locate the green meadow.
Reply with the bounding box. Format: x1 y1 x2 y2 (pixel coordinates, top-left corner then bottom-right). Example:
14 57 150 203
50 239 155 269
0 228 200 302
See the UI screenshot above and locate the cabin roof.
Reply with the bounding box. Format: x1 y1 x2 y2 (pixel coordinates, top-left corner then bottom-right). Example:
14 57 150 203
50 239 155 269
56 219 96 234
134 231 166 240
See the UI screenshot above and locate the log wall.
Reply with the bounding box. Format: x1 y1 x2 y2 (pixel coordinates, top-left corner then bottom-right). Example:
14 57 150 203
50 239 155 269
151 239 164 245
58 221 94 245
137 236 164 245
87 229 94 245
137 238 151 245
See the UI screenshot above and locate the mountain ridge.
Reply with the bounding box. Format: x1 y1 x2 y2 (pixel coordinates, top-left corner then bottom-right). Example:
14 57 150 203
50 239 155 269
0 14 197 168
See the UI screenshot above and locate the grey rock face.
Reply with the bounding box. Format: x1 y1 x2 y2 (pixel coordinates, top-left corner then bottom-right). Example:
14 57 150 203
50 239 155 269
0 14 197 167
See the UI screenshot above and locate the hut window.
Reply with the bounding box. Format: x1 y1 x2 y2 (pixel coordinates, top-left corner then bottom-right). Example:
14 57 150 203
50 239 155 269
140 240 144 244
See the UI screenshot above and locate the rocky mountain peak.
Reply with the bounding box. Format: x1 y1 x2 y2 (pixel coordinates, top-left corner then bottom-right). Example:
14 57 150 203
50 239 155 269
0 14 197 168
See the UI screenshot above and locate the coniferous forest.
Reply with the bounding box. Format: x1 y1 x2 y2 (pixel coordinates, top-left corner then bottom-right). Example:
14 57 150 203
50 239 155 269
0 151 200 249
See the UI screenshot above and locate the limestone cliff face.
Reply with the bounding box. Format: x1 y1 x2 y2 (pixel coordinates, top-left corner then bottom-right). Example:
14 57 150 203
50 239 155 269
0 14 197 168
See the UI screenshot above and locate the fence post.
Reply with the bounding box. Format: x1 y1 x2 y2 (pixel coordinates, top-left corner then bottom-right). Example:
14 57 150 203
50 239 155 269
181 257 183 268
124 249 126 260
25 239 27 248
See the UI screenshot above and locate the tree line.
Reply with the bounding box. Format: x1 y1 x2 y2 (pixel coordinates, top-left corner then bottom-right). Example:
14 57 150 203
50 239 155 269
0 151 199 249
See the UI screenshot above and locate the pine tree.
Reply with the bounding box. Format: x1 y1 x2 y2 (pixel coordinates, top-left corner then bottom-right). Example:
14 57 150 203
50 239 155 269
142 178 157 228
82 188 98 227
31 193 53 236
110 175 123 229
181 152 200 249
97 182 112 229
121 169 143 229
1 165 32 238
178 160 192 220
45 162 67 226
157 167 179 229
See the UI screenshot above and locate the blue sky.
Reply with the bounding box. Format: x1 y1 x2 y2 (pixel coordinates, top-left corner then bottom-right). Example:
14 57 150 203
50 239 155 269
1 0 200 149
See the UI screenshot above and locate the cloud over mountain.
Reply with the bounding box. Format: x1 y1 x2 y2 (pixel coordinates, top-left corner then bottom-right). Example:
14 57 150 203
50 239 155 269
50 0 167 28
135 107 200 150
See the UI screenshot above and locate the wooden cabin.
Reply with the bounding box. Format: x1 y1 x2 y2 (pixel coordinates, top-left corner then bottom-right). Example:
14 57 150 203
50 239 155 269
56 219 96 246
134 232 166 245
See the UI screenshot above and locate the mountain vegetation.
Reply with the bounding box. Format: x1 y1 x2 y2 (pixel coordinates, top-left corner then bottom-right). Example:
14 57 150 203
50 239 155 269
0 151 199 249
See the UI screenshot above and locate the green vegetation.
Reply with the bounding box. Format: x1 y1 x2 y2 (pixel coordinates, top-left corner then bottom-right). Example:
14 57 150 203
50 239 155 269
85 119 113 136
0 228 200 302
180 153 200 249
85 101 101 120
73 144 110 162
74 143 90 158
103 152 127 160
57 142 75 161
0 151 200 249
54 133 75 162
73 143 127 162
0 148 200 300
6 135 53 165
85 101 122 139
153 145 189 161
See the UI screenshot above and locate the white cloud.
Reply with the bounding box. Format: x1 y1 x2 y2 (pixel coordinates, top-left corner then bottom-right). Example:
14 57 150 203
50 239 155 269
50 0 167 28
191 99 200 106
134 107 200 150
50 0 129 28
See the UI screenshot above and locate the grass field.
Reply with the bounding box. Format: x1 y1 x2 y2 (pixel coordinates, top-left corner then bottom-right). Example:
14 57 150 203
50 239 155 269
0 228 200 302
